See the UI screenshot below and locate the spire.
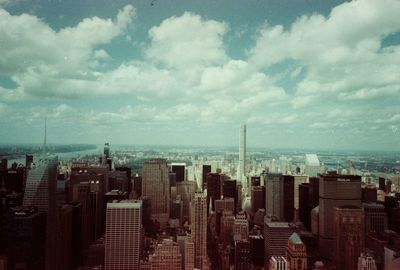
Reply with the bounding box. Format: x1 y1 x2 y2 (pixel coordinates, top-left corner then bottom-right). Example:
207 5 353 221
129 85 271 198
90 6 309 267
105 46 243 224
43 117 47 155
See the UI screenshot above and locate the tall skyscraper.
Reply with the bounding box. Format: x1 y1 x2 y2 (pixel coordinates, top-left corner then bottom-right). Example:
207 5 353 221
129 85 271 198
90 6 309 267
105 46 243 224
363 203 387 235
318 172 361 259
234 240 251 270
142 158 170 225
265 174 294 222
171 163 186 182
264 219 295 268
4 206 46 270
202 164 211 190
105 200 142 270
286 233 307 270
237 124 246 184
334 206 365 270
23 157 58 270
190 192 208 269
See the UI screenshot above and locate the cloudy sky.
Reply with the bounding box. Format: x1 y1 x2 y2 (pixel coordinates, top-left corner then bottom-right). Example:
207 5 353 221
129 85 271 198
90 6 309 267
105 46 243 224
0 0 399 150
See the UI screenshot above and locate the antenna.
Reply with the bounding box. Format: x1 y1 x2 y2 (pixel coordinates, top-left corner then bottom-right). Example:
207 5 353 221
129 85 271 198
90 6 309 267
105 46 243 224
43 117 47 155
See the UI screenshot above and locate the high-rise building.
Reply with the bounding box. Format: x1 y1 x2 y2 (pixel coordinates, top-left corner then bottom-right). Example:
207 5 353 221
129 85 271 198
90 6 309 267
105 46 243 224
104 143 110 159
265 174 294 222
105 200 142 270
378 177 386 192
269 256 288 270
23 157 58 270
249 233 264 267
363 203 387 235
148 239 182 270
333 206 365 270
252 185 265 213
142 158 170 225
202 165 211 190
171 163 186 183
220 210 235 247
190 192 208 269
318 172 361 259
207 173 228 213
299 183 310 229
357 252 377 270
237 124 246 183
233 212 249 241
176 181 197 222
264 219 295 268
362 185 377 203
286 233 307 270
223 179 237 213
305 154 320 177
4 206 46 270
234 240 251 270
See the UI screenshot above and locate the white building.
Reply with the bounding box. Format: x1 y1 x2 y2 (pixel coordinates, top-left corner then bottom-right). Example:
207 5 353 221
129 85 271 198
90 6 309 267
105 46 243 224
305 154 320 177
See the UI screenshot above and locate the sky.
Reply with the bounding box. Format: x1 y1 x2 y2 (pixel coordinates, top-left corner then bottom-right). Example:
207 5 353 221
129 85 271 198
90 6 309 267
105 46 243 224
0 0 399 150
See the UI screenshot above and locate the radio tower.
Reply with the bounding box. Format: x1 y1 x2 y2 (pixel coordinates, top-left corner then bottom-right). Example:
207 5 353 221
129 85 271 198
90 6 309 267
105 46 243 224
43 117 47 155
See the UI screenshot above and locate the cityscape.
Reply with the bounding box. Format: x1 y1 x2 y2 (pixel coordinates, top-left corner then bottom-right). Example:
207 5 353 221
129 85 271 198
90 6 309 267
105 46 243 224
1 0 400 270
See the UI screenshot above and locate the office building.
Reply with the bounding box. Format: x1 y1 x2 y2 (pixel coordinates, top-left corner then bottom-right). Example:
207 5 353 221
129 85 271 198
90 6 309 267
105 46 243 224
334 206 365 270
142 158 170 225
234 240 251 270
233 212 249 241
105 200 142 270
318 172 361 259
286 233 307 270
190 192 208 269
171 163 186 183
294 175 308 209
363 203 387 235
249 233 264 267
265 174 294 222
378 177 386 192
148 239 182 270
223 179 237 213
176 181 197 222
202 165 211 190
264 219 295 268
207 173 228 213
220 210 235 246
23 157 58 270
362 185 377 203
4 206 46 270
252 185 265 213
305 154 320 177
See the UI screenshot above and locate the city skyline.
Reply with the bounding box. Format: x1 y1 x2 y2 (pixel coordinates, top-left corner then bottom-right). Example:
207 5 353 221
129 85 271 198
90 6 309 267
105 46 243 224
0 0 400 151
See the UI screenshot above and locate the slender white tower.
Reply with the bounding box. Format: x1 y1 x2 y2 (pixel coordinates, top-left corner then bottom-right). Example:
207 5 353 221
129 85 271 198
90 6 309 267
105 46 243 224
237 124 246 183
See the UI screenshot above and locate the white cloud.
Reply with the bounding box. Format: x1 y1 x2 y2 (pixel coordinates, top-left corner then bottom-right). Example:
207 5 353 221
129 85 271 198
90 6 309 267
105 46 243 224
146 12 228 68
248 0 400 108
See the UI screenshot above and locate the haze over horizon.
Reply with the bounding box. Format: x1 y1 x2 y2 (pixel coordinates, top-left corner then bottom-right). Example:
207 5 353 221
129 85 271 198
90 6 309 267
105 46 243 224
0 0 399 150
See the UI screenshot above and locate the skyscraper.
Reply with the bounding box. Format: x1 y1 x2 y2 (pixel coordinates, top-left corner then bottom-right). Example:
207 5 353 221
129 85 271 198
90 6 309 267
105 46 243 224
237 124 246 184
23 157 58 270
142 158 170 225
265 174 294 222
105 200 142 270
318 172 361 259
190 192 208 269
4 206 46 270
264 219 295 268
171 163 186 182
334 206 365 270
